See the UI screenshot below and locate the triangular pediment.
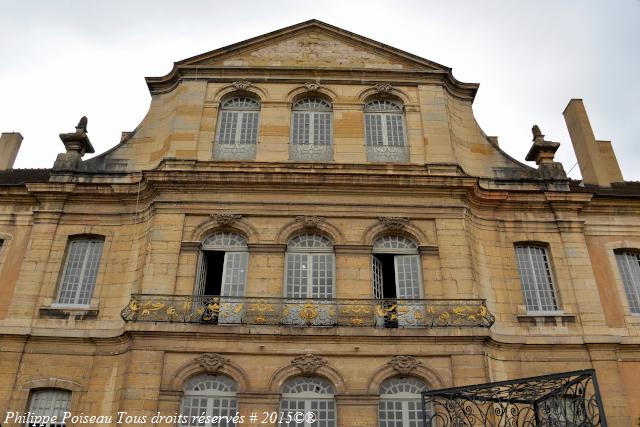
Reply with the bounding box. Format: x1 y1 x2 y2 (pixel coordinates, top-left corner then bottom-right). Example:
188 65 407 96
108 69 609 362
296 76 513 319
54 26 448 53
179 20 446 72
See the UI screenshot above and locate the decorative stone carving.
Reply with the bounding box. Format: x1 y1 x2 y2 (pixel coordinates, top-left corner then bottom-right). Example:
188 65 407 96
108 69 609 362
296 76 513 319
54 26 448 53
295 215 324 228
304 82 320 91
232 81 252 90
378 217 409 231
211 213 243 226
195 353 229 372
388 355 423 375
525 124 566 180
54 116 96 171
291 354 327 375
374 83 393 93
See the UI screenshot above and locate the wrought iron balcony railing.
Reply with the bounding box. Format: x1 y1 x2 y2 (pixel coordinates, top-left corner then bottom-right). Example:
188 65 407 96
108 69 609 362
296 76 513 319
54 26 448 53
366 144 410 163
121 295 495 328
213 141 257 161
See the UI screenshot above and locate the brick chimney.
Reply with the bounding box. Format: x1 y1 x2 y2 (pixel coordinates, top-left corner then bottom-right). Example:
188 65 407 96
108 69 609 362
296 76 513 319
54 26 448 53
0 132 23 170
563 99 623 187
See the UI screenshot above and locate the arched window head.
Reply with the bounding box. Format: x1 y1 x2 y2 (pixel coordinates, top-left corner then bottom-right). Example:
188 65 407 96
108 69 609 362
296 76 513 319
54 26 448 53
181 374 237 426
280 377 336 427
215 96 260 161
373 235 418 254
614 250 640 314
514 244 559 313
202 231 248 250
364 99 408 163
379 377 429 427
290 97 333 161
286 234 335 299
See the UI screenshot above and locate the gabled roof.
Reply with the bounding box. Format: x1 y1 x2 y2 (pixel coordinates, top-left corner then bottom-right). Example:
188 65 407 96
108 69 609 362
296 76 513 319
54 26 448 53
145 19 478 100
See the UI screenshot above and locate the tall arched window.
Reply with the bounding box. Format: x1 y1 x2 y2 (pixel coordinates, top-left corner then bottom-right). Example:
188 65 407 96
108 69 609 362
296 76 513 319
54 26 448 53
378 377 429 427
372 235 422 327
514 244 559 313
180 374 237 427
195 232 248 324
614 250 640 314
285 234 335 299
279 377 336 427
290 97 333 161
28 388 72 427
214 96 260 160
364 99 409 163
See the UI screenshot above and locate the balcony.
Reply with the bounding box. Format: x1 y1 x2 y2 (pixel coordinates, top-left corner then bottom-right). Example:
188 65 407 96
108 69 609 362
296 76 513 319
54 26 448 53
366 144 410 163
213 141 257 161
121 295 495 328
289 143 333 162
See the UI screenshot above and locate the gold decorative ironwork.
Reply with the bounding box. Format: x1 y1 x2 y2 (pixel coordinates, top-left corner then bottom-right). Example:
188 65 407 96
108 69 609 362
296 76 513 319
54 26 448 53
121 295 495 328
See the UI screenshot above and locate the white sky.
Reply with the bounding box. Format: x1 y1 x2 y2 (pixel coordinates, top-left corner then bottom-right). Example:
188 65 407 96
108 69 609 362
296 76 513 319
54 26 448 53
1 0 639 180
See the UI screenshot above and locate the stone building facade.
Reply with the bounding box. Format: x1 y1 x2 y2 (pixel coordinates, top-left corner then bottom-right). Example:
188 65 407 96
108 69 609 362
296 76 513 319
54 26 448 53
0 20 639 426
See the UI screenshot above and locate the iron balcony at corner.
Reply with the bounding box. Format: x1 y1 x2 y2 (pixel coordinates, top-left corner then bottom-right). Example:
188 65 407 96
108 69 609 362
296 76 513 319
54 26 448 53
121 295 495 328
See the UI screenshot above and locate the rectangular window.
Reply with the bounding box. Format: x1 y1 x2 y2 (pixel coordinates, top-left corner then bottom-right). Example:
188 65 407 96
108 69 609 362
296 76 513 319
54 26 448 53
515 245 559 313
28 389 71 427
615 251 640 314
57 238 104 306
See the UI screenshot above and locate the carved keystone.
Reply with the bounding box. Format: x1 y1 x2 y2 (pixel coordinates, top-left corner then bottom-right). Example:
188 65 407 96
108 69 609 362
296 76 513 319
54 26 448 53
291 354 327 375
195 353 229 372
388 355 423 375
378 217 409 231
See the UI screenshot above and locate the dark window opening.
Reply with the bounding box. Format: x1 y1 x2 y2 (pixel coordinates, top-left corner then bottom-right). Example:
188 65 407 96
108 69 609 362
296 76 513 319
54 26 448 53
203 250 225 296
374 254 398 328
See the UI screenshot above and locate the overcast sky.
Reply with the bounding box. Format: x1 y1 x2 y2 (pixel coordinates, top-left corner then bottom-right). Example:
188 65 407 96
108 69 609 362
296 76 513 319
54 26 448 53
1 0 639 180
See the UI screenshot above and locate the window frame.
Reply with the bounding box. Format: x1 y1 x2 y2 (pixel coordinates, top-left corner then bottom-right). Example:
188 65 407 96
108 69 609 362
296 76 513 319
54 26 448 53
614 249 640 315
53 236 105 308
180 374 238 427
195 231 249 297
514 243 562 315
27 388 72 427
279 376 336 427
290 97 333 146
364 100 407 148
215 96 261 145
378 377 429 427
284 234 336 299
371 235 423 300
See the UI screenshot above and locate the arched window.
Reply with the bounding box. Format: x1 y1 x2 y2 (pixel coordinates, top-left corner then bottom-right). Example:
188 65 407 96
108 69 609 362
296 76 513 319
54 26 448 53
290 97 333 161
56 236 104 306
214 96 260 160
514 244 560 313
378 377 429 427
27 388 72 427
280 377 336 427
614 250 640 314
364 99 409 163
196 232 248 297
180 374 237 427
285 234 335 299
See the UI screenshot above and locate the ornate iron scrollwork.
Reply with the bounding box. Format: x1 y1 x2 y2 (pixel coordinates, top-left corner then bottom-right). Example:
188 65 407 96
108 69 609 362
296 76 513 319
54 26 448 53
366 145 409 163
289 143 333 162
214 142 257 161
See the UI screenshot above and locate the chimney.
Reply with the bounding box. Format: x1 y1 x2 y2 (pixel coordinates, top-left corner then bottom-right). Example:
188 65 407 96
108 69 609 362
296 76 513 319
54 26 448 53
563 99 623 187
0 132 23 170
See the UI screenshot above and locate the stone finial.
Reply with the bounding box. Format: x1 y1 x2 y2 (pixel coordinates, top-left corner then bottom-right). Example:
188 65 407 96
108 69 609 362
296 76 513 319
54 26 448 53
387 355 423 375
525 124 566 180
211 213 243 227
0 132 23 171
304 82 320 91
291 354 327 375
195 353 229 372
295 216 324 229
374 83 393 93
232 81 252 90
54 116 95 171
378 217 409 231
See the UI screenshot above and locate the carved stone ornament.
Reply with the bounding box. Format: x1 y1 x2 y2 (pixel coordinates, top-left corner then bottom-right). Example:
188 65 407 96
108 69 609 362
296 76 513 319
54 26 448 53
304 82 320 91
388 355 423 375
374 83 393 93
295 215 324 229
195 353 229 372
211 213 243 227
291 354 328 375
232 81 252 90
378 217 409 231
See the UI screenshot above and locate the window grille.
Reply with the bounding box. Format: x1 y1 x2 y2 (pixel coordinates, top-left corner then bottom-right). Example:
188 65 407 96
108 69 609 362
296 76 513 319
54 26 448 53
57 238 104 306
280 377 335 427
615 250 640 314
379 377 429 427
214 96 260 160
180 374 237 427
285 234 334 299
28 389 71 427
514 245 559 313
364 100 408 163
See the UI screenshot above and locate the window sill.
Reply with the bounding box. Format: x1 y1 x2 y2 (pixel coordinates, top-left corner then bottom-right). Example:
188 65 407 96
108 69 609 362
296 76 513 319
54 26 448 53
516 313 576 326
39 305 99 320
